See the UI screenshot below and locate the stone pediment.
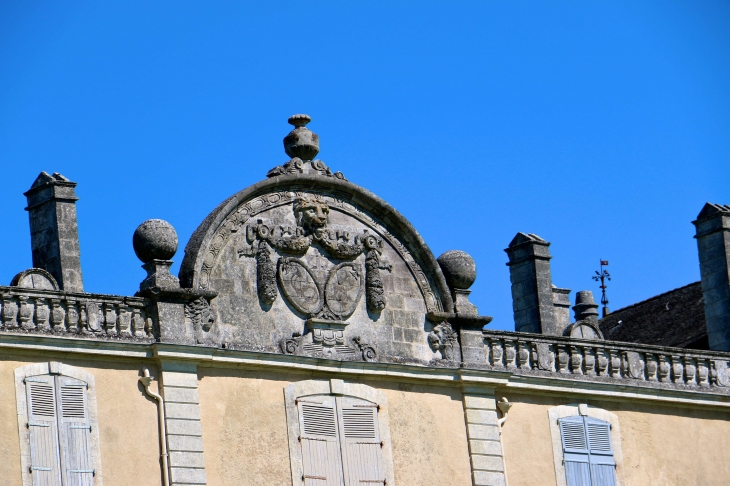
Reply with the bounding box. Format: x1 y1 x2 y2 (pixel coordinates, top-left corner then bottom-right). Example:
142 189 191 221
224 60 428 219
179 173 453 363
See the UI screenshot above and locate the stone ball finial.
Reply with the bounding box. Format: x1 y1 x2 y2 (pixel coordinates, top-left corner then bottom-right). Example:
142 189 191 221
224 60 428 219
437 250 477 290
284 114 319 160
133 219 178 263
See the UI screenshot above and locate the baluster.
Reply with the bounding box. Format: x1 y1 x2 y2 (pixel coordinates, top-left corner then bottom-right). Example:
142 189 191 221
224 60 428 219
609 349 621 378
2 294 18 328
697 359 710 387
671 355 684 384
35 298 50 331
117 304 132 337
503 339 516 369
659 355 671 383
596 347 608 376
583 347 596 376
18 296 33 330
556 344 570 373
489 338 503 367
517 341 531 370
683 357 696 385
645 354 658 381
104 303 117 335
65 300 80 333
50 298 66 333
570 346 583 375
131 306 146 337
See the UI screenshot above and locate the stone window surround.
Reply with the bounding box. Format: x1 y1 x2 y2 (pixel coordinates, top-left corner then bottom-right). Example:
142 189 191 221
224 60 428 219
14 361 104 486
283 379 396 486
547 403 623 486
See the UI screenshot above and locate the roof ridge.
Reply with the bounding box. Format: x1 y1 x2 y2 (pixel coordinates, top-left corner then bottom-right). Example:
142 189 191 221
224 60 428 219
599 280 701 320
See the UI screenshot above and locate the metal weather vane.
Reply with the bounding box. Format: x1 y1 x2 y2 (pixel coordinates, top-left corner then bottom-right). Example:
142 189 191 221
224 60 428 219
593 260 611 317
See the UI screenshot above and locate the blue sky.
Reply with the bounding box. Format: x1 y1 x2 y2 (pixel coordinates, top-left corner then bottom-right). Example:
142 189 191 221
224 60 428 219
0 2 728 331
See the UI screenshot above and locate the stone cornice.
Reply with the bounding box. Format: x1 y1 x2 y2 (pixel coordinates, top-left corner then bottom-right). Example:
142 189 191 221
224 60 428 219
1 332 729 410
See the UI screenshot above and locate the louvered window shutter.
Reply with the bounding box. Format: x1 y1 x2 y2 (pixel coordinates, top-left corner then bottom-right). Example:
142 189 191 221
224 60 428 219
298 395 344 486
56 375 94 486
25 375 63 486
585 418 616 486
337 397 384 486
559 416 591 486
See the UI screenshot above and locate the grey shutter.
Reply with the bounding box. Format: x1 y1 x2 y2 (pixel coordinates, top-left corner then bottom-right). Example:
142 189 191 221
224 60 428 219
337 396 384 486
298 395 344 486
25 375 63 486
559 416 590 486
56 375 94 486
585 418 616 486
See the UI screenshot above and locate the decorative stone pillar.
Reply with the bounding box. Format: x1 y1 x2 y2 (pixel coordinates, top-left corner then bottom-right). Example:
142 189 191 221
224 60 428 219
504 233 558 335
462 387 507 486
160 361 207 486
693 203 730 351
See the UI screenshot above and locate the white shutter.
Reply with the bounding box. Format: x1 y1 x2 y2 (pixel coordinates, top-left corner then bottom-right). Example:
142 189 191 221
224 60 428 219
298 395 344 486
337 397 384 486
56 375 94 486
25 375 63 486
559 416 590 486
585 418 616 486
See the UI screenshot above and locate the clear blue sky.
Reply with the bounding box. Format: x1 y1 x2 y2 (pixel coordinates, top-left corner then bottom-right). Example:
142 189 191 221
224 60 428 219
1 2 728 331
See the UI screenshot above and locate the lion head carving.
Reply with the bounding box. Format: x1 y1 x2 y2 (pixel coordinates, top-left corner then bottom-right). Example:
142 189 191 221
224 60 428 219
293 195 329 234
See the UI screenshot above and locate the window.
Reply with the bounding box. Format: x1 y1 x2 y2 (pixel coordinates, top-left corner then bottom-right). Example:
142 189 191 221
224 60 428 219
559 416 616 486
548 404 622 486
285 380 395 486
15 362 103 486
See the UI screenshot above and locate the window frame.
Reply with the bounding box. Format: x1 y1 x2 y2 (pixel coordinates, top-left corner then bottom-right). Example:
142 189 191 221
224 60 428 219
284 379 396 486
548 404 622 486
14 361 104 486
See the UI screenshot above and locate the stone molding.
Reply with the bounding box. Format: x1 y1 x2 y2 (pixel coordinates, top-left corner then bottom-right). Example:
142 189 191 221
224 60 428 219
2 334 730 409
547 404 623 486
283 379 396 486
0 286 154 340
14 361 104 486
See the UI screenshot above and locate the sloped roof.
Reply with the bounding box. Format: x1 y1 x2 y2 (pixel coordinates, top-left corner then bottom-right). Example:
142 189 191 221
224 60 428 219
598 281 707 349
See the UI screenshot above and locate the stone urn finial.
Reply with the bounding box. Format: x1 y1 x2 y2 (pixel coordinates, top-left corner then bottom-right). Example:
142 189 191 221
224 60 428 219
284 114 319 161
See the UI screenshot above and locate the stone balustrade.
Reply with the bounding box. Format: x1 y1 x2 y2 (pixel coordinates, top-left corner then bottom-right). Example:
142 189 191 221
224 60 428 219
0 286 154 340
477 330 730 391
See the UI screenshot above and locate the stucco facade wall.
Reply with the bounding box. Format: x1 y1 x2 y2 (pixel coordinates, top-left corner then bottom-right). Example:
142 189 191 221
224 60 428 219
500 392 730 486
197 368 472 486
0 355 161 486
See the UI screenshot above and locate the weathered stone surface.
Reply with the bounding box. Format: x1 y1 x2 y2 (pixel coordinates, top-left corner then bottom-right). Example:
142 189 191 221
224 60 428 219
133 219 179 263
24 172 84 292
179 174 456 364
505 233 558 335
438 250 477 290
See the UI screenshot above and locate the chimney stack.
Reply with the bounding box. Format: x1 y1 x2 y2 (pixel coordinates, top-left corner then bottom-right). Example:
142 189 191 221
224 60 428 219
505 233 560 335
693 203 730 351
24 172 84 293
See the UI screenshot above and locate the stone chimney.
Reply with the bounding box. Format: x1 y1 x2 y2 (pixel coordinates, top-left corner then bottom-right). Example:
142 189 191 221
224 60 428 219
693 202 730 351
24 172 84 292
505 233 559 335
573 290 599 325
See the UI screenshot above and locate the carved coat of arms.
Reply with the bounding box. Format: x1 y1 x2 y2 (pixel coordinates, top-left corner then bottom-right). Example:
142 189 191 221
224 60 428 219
238 194 389 361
